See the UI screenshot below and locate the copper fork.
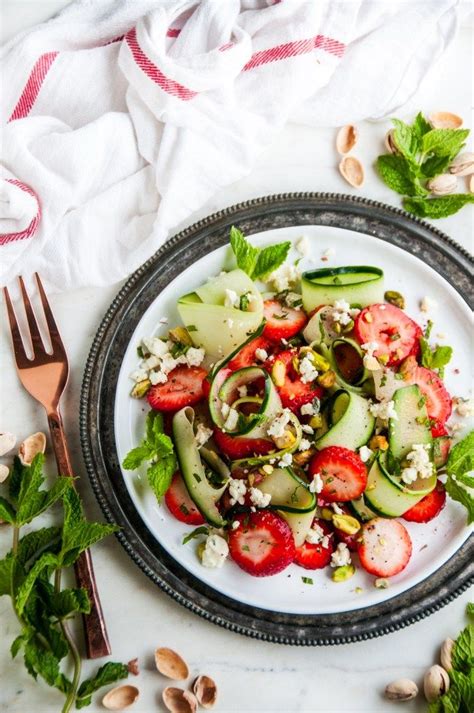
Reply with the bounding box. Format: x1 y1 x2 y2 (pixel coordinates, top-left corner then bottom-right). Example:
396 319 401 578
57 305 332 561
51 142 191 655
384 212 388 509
3 273 111 659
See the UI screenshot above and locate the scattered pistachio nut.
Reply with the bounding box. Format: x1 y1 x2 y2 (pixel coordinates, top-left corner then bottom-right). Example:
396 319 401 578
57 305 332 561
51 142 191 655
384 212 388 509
162 687 198 713
317 370 336 389
169 326 194 345
384 129 398 154
336 124 358 155
0 464 10 483
271 360 286 387
272 429 296 450
19 432 47 466
427 173 457 196
369 435 389 452
155 647 189 680
424 665 450 703
308 414 323 429
384 290 405 310
429 111 463 129
102 684 140 710
440 638 455 672
339 156 365 188
374 578 389 589
292 448 316 467
130 379 151 399
193 675 218 709
449 151 474 176
332 514 360 535
385 678 418 702
0 432 17 456
332 564 355 582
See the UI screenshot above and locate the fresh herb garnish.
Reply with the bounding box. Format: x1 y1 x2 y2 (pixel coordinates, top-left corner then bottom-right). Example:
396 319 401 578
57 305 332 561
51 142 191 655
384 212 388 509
301 576 313 585
376 112 473 218
419 330 453 378
239 293 250 312
122 410 177 501
0 455 126 711
185 325 197 332
230 226 290 280
182 526 209 545
444 431 474 524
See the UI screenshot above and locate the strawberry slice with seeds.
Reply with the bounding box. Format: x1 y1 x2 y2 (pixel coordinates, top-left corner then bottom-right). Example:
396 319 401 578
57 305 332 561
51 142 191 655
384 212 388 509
228 336 274 370
403 481 446 523
147 365 207 412
263 299 307 342
399 356 452 423
266 349 323 413
164 472 205 525
309 446 368 502
358 517 412 577
229 510 296 576
354 303 421 366
213 428 274 460
294 519 334 569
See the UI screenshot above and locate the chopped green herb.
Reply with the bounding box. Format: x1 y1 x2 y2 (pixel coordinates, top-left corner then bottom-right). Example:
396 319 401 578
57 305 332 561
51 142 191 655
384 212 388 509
242 545 250 552
193 473 202 483
301 577 313 585
239 293 250 312
182 526 210 545
179 503 190 516
136 345 144 358
186 325 198 332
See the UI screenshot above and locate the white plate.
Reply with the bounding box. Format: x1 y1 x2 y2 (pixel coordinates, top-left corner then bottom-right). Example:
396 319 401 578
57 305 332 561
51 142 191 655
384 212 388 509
114 225 473 615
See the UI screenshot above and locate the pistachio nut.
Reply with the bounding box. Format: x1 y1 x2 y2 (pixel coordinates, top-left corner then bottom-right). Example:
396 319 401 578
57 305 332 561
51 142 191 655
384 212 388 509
308 414 323 429
427 173 457 196
0 464 10 483
193 675 218 709
332 514 360 535
469 174 474 194
317 370 336 389
155 647 189 680
0 432 16 456
424 665 450 703
369 435 389 452
429 111 463 129
292 448 316 467
271 360 286 387
336 124 358 155
339 156 365 188
331 564 355 582
320 507 334 521
19 432 46 466
163 688 198 713
130 379 151 398
384 129 398 154
168 326 194 345
440 638 455 671
272 429 296 450
384 290 405 310
385 679 418 702
449 151 474 176
102 685 140 710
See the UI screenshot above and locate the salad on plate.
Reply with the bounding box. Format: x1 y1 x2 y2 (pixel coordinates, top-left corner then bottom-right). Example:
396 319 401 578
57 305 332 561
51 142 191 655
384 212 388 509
123 228 473 586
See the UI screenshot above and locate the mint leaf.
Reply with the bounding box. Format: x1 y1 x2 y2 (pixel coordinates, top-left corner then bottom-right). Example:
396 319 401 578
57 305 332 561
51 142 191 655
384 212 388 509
76 662 129 709
377 155 425 196
23 636 71 693
411 112 431 143
122 444 152 470
146 409 165 444
467 602 474 619
419 337 452 376
15 552 59 615
421 153 453 179
230 226 259 276
452 623 474 672
0 553 14 596
8 456 24 504
17 527 62 570
422 128 469 157
11 631 29 658
147 458 175 502
60 488 118 567
403 194 474 219
445 477 474 524
253 242 291 280
447 432 474 479
48 588 91 618
182 525 209 544
392 119 419 165
0 496 16 524
14 457 73 526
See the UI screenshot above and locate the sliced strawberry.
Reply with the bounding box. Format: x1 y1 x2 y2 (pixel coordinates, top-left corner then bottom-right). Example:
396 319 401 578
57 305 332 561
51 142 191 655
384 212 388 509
354 304 422 366
334 527 361 552
147 366 207 412
213 428 274 460
164 472 205 525
431 420 448 438
266 349 323 413
228 336 273 371
229 510 295 576
263 300 307 342
309 446 368 502
399 356 452 423
358 518 412 577
293 519 334 569
433 436 451 468
403 481 446 523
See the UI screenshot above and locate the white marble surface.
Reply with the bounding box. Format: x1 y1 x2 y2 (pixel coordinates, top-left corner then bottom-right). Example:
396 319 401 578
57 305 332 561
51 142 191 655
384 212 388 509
0 4 473 712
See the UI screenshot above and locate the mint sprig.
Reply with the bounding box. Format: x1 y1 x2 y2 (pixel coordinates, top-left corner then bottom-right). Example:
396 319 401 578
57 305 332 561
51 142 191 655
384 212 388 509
230 226 291 280
0 454 126 711
419 323 453 377
376 112 473 219
444 430 474 524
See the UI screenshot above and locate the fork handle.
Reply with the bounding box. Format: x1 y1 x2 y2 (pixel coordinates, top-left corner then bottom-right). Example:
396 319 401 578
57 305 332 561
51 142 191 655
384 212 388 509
48 410 112 659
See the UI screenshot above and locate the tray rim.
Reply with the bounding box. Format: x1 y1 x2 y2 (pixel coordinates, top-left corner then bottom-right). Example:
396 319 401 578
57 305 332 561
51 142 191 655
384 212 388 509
79 192 474 646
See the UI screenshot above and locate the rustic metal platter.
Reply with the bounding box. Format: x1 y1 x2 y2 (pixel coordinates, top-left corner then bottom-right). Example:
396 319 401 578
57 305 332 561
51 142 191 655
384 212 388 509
80 193 473 645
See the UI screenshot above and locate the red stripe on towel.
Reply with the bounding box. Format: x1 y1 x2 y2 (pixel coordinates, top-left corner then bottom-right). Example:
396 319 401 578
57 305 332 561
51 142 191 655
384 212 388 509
244 34 345 70
0 180 41 245
8 52 59 121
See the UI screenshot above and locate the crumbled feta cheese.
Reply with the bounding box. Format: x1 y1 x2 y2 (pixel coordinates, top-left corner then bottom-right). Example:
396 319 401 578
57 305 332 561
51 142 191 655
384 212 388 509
237 385 248 398
301 424 314 435
142 337 168 357
228 478 247 506
130 368 148 383
331 299 360 326
231 520 240 530
330 542 351 568
401 443 433 483
201 533 229 568
331 503 344 515
149 370 168 385
144 355 160 370
255 348 269 362
267 409 292 438
195 423 212 448
359 445 373 463
455 397 474 418
309 472 323 494
224 289 240 309
278 452 293 468
268 263 301 292
298 438 312 452
226 318 234 328
185 347 205 367
223 407 239 431
249 487 272 508
300 402 316 416
221 402 230 419
369 399 398 422
285 292 303 310
305 522 326 545
420 296 437 313
296 236 309 256
361 341 381 371
299 356 318 384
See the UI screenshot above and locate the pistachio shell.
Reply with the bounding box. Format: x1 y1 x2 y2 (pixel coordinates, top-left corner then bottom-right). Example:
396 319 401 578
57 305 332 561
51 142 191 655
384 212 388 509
440 638 454 671
449 151 474 176
162 687 198 713
385 678 418 701
427 173 457 196
429 111 463 129
155 648 189 680
384 129 398 154
336 125 358 155
0 464 10 483
193 675 218 709
424 665 450 703
339 156 364 188
19 432 46 465
0 432 17 456
469 174 474 194
102 684 139 710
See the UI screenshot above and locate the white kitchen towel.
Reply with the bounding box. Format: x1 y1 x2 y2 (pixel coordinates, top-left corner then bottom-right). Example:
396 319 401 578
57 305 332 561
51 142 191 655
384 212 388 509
0 0 459 291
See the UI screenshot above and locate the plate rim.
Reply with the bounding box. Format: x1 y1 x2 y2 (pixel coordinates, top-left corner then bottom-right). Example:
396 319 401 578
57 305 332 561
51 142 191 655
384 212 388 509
80 192 474 646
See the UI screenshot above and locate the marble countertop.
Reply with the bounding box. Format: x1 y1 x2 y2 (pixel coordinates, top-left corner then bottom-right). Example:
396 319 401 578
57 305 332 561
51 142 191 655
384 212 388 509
1 4 472 712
